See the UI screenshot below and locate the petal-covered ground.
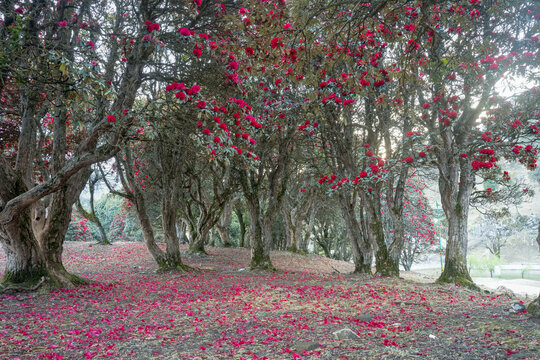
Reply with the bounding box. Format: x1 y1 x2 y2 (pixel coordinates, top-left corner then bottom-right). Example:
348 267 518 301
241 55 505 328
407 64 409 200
0 242 538 359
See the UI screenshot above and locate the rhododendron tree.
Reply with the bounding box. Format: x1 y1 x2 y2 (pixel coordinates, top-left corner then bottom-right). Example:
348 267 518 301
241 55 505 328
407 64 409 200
76 168 110 245
281 169 318 253
0 0 158 289
65 209 94 242
409 1 539 287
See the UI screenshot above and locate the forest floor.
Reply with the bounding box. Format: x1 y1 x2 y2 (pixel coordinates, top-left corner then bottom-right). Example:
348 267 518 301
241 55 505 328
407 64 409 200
0 242 539 360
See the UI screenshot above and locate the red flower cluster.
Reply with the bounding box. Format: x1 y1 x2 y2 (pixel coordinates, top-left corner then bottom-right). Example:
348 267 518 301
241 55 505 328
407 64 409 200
270 37 283 49
403 156 414 163
145 21 160 33
193 44 203 58
471 160 493 170
479 148 494 155
178 27 192 36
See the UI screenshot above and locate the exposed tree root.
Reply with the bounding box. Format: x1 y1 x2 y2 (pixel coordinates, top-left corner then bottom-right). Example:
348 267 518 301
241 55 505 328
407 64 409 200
0 276 46 294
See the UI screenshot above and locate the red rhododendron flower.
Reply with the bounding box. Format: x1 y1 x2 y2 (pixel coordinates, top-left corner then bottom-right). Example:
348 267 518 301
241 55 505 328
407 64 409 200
270 37 283 49
419 151 426 158
106 115 116 123
202 128 211 135
145 21 160 33
193 44 202 58
178 27 192 36
479 148 494 155
403 156 414 163
197 101 206 109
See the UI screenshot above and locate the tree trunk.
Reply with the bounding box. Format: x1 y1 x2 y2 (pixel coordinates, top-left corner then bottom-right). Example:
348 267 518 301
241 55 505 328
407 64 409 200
76 200 110 245
120 152 188 272
217 200 233 247
0 212 46 288
536 221 540 252
363 191 399 277
282 207 299 253
176 220 188 244
209 229 215 247
37 171 92 288
338 193 372 274
76 171 110 245
161 192 187 271
235 205 246 248
96 224 109 245
437 206 476 288
189 227 209 255
299 206 317 253
437 162 477 289
1 170 92 292
247 196 274 270
388 218 405 271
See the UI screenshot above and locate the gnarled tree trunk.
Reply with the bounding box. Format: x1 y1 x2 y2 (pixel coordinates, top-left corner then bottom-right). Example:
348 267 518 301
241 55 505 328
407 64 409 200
362 190 399 277
437 160 476 289
338 192 372 274
0 212 46 287
216 199 234 247
246 195 273 270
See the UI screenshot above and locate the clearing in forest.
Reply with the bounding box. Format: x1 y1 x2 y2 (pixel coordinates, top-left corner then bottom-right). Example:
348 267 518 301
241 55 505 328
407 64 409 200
0 242 538 359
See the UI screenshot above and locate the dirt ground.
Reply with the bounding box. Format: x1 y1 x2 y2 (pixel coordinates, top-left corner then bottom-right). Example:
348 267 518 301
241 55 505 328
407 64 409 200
0 242 539 359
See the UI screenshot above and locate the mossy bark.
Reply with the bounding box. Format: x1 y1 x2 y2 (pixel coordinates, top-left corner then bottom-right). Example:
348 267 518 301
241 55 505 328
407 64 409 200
38 172 92 288
370 215 399 277
437 167 477 290
161 196 189 271
338 193 372 275
0 213 47 289
189 234 209 255
1 172 91 292
247 199 275 271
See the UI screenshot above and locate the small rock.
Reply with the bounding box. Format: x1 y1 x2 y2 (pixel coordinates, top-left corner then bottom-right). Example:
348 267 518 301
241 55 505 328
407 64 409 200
357 314 375 322
333 328 359 340
496 286 515 298
238 268 246 272
510 302 527 313
293 341 320 352
429 334 437 340
527 295 540 318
